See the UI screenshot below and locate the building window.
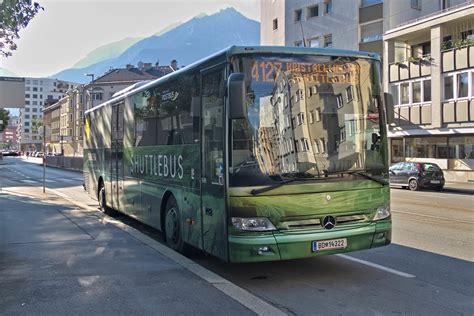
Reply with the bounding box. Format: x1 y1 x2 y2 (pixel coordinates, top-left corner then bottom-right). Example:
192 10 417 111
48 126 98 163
273 18 278 30
323 34 333 47
336 94 344 108
294 9 302 22
345 86 354 102
361 0 382 6
314 140 320 154
423 80 431 102
309 110 315 124
315 108 321 122
24 122 29 126
400 82 410 104
457 72 469 98
307 5 319 18
444 75 454 100
25 94 30 98
405 137 449 159
308 37 319 48
33 94 37 99
390 84 399 105
301 138 310 151
296 112 305 125
449 136 474 159
25 108 30 112
32 108 37 112
412 81 421 103
411 0 421 10
340 126 346 142
319 138 326 153
441 0 450 10
324 0 333 14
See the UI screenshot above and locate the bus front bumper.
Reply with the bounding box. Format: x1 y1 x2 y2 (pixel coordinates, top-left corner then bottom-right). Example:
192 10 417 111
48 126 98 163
228 220 391 263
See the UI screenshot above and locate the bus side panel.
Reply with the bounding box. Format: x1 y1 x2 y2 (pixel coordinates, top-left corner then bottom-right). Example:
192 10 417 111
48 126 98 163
123 145 201 249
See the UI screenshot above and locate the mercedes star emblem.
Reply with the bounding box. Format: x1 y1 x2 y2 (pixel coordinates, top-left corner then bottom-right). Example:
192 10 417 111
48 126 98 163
322 216 336 230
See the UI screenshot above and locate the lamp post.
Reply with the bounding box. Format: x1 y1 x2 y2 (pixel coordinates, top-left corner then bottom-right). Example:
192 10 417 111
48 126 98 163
85 73 94 110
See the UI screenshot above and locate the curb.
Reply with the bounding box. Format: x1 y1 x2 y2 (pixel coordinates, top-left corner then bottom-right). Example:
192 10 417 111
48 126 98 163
47 189 286 316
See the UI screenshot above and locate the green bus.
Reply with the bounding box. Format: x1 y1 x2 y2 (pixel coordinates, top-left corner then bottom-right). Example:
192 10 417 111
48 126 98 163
84 46 392 262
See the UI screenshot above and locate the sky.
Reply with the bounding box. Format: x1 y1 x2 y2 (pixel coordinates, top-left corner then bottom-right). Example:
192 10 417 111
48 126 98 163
0 0 260 78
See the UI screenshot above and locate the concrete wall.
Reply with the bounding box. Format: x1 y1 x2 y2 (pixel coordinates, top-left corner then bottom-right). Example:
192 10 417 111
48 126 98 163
261 0 286 45
284 0 358 49
46 156 83 172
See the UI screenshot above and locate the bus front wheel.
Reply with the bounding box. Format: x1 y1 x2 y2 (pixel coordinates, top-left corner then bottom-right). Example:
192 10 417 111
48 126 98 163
164 197 184 252
98 184 108 212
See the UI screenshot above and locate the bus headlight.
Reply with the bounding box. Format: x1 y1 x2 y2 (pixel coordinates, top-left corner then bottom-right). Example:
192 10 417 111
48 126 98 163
373 205 391 221
231 217 276 231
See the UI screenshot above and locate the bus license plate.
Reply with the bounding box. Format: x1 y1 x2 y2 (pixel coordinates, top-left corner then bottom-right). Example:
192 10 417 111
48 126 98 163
430 180 440 184
312 238 347 252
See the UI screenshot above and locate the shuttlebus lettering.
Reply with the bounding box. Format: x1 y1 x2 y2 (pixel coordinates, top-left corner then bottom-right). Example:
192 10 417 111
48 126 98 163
131 154 184 179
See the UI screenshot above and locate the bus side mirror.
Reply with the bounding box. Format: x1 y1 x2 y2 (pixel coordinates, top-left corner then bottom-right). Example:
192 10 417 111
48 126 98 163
228 73 246 119
384 92 395 126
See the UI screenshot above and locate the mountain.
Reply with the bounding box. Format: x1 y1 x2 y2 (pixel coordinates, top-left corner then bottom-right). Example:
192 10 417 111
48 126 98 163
0 67 19 77
71 37 143 69
52 8 260 83
154 22 182 36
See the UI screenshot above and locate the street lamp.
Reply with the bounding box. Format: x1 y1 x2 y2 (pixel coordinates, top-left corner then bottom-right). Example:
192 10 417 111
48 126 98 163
85 73 94 110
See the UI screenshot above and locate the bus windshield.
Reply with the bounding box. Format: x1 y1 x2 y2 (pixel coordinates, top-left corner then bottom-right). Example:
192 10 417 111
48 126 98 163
230 53 388 187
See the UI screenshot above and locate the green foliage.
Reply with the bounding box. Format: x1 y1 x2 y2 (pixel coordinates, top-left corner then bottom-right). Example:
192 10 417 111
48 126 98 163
442 38 474 51
31 117 42 134
0 0 43 58
0 109 10 132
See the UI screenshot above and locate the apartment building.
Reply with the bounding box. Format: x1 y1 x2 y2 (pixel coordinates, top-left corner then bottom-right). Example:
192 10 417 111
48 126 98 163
384 0 474 181
17 78 78 151
261 0 384 57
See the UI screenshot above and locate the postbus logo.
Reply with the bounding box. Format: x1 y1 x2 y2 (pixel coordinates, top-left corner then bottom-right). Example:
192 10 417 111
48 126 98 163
162 91 179 102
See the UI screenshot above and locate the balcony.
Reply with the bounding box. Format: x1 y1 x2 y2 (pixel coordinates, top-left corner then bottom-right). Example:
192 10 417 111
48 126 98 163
441 41 474 73
389 56 432 83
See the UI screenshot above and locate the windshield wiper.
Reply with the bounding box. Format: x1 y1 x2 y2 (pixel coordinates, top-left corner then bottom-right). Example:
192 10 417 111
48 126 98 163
250 176 323 196
325 169 388 186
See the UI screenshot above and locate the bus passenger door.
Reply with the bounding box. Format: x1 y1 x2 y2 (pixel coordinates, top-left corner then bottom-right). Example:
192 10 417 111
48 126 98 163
200 66 228 260
111 102 124 211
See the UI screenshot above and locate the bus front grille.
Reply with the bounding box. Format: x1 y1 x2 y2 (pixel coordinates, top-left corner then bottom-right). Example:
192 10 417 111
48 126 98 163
280 214 369 231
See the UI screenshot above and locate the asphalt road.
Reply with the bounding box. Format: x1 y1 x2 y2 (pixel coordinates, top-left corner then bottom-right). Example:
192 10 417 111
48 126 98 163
1 157 473 315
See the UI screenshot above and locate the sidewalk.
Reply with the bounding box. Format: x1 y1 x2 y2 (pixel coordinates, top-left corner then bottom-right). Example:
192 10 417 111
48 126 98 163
0 185 275 315
443 182 474 195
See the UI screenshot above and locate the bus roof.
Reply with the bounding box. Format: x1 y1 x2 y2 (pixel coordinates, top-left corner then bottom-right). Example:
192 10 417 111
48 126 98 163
85 45 380 115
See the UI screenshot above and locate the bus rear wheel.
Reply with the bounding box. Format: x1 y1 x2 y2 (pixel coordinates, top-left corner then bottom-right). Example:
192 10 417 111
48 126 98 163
164 197 184 253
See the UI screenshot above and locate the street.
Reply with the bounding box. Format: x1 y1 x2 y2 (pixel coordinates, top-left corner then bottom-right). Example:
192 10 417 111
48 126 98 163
1 157 473 315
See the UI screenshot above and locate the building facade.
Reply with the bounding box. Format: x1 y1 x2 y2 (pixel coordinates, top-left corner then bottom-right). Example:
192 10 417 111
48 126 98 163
384 1 474 181
1 116 19 149
17 78 78 152
261 0 384 57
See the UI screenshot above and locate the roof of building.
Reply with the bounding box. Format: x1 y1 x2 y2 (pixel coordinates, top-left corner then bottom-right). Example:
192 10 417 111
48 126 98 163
93 66 175 84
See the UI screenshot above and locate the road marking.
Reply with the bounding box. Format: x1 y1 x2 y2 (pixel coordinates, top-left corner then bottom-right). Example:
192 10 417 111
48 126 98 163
337 254 416 278
46 188 286 316
392 209 474 224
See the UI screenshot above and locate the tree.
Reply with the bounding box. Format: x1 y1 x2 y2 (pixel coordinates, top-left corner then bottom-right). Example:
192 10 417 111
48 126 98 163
0 109 10 132
31 117 42 135
0 0 43 58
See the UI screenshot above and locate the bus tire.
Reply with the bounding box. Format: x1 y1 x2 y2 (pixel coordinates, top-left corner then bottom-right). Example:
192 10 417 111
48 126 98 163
164 196 185 253
98 184 108 212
